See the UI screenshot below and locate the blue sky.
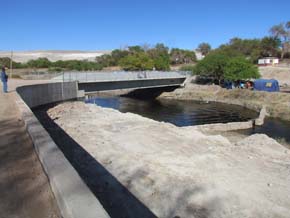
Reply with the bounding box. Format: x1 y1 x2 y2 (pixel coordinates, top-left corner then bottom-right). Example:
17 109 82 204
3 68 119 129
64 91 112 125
2 0 290 51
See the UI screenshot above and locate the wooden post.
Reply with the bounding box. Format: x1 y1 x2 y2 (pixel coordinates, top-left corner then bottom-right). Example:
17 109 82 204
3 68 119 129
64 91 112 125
10 51 13 79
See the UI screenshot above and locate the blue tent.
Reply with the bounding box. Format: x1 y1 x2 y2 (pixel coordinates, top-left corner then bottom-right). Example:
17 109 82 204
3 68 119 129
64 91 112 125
253 79 280 92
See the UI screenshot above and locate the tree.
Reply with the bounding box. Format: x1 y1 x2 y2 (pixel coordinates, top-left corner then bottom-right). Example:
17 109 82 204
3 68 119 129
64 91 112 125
269 22 290 59
119 52 154 71
147 43 170 70
170 48 196 65
224 57 260 81
193 51 259 84
111 49 129 65
260 37 280 57
27 58 51 68
197 42 211 56
218 38 261 60
128 46 144 54
95 54 114 67
193 51 230 83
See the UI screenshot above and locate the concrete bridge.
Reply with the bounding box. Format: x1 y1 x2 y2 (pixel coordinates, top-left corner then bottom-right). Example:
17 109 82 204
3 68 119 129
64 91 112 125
54 71 187 97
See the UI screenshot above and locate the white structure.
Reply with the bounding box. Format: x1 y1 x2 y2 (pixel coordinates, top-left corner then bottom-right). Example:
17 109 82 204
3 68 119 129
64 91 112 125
258 57 279 66
194 50 205 60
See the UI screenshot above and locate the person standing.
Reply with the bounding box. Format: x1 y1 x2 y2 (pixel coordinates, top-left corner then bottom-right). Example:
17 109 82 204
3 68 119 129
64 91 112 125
1 66 8 93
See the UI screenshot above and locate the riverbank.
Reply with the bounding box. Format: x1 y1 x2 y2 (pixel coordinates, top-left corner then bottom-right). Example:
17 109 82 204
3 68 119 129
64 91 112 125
40 101 290 218
159 81 290 121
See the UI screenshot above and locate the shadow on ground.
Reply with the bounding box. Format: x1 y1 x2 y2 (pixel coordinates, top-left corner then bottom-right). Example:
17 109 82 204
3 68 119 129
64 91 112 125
33 105 158 218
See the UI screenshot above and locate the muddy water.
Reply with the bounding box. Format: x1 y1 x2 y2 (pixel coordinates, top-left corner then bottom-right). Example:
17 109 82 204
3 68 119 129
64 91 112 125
86 96 290 144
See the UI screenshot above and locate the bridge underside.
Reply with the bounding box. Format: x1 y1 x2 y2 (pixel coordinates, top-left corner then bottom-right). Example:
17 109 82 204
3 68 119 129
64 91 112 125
121 85 180 99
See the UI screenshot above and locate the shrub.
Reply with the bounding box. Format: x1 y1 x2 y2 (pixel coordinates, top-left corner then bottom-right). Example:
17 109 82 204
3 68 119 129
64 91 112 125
119 53 154 71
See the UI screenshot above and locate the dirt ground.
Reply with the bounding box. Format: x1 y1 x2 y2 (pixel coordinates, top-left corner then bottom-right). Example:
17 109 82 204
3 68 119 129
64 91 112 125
43 101 290 218
259 66 290 86
0 81 61 218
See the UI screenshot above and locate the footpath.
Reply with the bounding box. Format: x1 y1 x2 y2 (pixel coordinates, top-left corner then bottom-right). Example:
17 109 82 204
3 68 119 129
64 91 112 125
0 80 61 218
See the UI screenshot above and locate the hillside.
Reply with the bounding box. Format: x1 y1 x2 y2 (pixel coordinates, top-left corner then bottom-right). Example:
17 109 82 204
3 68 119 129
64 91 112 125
0 50 111 63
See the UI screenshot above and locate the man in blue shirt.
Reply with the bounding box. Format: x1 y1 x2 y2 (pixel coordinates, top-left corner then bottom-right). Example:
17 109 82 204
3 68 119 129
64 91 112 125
1 66 8 93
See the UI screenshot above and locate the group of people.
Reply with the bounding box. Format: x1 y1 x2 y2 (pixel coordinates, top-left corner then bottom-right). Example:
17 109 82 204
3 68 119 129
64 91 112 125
1 66 8 93
224 80 253 90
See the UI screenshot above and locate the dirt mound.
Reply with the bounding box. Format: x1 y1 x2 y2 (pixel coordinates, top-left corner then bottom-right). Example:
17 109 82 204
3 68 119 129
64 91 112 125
46 101 290 218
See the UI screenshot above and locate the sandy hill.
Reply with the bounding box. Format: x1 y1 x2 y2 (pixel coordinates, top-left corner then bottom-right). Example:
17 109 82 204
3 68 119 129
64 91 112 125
0 50 111 63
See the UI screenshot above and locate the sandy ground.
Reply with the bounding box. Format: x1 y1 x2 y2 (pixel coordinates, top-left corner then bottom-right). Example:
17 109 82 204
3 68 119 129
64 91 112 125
0 50 110 63
44 101 290 218
0 80 61 218
259 66 290 86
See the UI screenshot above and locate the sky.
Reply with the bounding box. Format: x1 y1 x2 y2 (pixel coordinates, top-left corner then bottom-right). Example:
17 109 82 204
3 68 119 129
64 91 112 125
1 0 290 51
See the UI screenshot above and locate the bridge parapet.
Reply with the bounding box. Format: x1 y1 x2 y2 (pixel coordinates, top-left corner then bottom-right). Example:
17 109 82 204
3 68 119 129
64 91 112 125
53 71 188 82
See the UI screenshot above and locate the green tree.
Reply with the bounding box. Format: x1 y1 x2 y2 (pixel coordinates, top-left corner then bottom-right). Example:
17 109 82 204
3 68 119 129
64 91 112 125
27 58 51 68
197 42 211 56
128 46 144 54
0 57 12 68
193 51 230 83
95 54 114 67
260 37 280 57
218 38 261 60
193 52 259 84
119 52 154 71
224 57 260 81
111 49 129 65
147 43 170 70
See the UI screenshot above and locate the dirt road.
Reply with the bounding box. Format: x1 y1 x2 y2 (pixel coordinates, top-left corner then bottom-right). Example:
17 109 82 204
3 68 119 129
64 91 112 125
0 82 61 218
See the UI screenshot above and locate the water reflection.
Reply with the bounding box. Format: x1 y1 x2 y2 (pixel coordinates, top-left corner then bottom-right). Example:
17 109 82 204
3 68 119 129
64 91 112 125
238 118 290 144
86 96 290 144
85 96 258 126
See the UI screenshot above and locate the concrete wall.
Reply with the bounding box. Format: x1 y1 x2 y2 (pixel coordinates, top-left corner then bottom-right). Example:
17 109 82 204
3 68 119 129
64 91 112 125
78 78 186 93
193 107 267 133
16 82 110 218
16 82 79 108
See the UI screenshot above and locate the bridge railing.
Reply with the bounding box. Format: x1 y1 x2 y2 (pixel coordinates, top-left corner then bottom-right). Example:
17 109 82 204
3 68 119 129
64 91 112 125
51 71 189 82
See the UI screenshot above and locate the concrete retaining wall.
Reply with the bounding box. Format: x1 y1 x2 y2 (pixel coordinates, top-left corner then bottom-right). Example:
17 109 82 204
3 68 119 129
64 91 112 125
16 82 79 108
16 82 110 218
193 107 267 132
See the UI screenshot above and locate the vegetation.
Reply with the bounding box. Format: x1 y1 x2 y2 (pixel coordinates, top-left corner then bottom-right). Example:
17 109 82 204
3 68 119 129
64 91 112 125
193 51 230 83
193 51 260 83
224 57 260 81
179 64 196 72
96 43 196 71
119 52 154 71
0 57 26 69
269 22 290 59
217 37 281 63
0 57 103 71
197 42 211 56
169 48 196 65
147 43 170 70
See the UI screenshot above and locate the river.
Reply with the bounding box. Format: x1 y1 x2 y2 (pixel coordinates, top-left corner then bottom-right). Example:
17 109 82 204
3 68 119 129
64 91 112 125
85 96 290 145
